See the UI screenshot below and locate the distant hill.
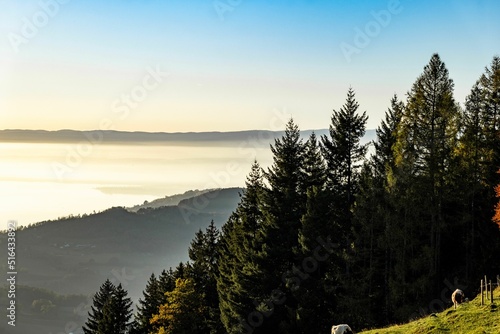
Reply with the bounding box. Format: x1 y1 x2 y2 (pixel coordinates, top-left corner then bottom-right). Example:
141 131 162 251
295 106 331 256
0 128 337 144
0 187 243 334
0 187 242 295
128 188 216 212
0 128 378 145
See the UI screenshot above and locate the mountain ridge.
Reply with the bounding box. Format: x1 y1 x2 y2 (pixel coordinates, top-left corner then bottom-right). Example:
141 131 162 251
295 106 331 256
0 128 376 143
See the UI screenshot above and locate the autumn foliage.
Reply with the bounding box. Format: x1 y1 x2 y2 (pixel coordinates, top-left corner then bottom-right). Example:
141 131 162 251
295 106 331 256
494 178 500 229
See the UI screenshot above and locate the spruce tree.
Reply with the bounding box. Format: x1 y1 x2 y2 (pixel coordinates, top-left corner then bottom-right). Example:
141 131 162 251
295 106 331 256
83 279 134 334
295 133 331 333
321 87 368 232
457 82 491 281
319 87 368 326
259 118 307 332
217 161 266 334
478 56 500 163
263 118 306 234
301 132 327 192
373 94 404 178
133 273 164 334
188 220 224 333
372 94 404 323
112 284 134 333
158 268 177 296
83 279 116 334
347 95 404 326
460 56 500 278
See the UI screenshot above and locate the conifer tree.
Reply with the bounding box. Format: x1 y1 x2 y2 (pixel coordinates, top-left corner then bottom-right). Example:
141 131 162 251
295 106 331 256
259 118 307 332
321 87 368 232
298 133 328 255
295 187 334 332
112 284 134 333
348 95 404 326
188 220 224 333
158 268 177 295
83 279 134 334
217 161 266 334
83 279 116 334
133 273 164 334
466 56 500 276
348 163 383 327
173 262 187 280
294 133 331 332
478 56 500 163
301 132 327 192
319 87 368 327
374 95 404 322
373 95 404 178
457 82 491 281
392 53 460 311
263 118 306 234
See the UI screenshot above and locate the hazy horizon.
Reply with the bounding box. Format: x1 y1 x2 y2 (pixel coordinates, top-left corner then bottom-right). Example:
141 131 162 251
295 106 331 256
2 1 500 133
0 129 377 230
0 141 273 230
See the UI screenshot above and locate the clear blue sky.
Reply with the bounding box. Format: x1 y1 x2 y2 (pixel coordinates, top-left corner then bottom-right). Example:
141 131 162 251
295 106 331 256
1 0 499 132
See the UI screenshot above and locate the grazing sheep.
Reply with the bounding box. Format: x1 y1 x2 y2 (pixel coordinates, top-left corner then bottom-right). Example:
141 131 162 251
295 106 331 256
331 324 354 334
451 289 465 309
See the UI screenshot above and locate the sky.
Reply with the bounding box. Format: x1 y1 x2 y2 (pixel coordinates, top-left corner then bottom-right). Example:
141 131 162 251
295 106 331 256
1 0 500 133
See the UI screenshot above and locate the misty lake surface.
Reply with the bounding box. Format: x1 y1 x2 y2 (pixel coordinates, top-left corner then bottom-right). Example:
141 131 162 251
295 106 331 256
1 141 274 230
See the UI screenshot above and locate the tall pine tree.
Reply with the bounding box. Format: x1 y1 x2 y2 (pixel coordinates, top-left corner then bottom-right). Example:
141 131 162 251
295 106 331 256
320 87 368 325
133 273 165 334
321 87 368 233
83 279 134 334
188 220 224 333
217 161 267 334
83 279 116 334
392 53 460 314
349 94 404 326
259 118 307 333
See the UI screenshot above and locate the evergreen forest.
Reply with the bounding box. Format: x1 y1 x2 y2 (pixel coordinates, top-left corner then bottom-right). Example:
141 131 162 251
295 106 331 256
83 54 500 334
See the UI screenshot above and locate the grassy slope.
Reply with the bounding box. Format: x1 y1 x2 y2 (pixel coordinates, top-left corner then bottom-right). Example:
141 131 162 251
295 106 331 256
361 287 500 334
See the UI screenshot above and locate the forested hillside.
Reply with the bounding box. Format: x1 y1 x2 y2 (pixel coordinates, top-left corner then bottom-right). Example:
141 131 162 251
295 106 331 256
92 54 500 334
0 188 242 334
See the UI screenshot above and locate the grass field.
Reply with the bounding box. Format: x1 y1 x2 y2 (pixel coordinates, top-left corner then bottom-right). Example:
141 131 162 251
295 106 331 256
360 287 500 334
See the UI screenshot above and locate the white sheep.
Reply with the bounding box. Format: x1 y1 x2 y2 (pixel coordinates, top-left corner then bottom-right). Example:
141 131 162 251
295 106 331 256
451 289 465 309
331 324 354 334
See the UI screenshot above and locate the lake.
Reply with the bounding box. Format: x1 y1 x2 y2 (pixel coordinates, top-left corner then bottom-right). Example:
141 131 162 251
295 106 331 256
0 141 274 230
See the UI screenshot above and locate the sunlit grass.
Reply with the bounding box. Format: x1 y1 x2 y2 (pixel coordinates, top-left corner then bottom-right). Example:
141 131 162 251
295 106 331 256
360 287 500 334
